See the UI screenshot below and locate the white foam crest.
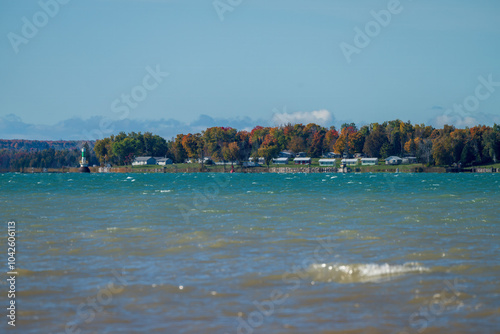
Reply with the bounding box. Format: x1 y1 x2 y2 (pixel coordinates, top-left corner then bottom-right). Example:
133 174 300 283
308 262 430 283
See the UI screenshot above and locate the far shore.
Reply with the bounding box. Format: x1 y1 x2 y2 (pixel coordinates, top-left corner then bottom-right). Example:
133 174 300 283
4 163 500 174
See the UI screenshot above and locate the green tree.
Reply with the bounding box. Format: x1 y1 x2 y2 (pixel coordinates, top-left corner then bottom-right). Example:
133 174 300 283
82 142 91 164
94 137 113 165
171 134 188 163
112 137 138 165
460 141 476 165
363 124 388 157
258 144 279 168
482 126 500 163
450 129 467 163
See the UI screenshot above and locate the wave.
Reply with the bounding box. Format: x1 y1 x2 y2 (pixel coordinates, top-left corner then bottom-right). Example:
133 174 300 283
307 262 430 283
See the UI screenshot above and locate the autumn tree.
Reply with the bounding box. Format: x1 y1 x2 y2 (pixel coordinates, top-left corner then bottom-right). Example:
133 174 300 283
323 127 339 153
236 131 252 161
334 126 356 155
432 136 453 166
363 124 387 158
222 142 240 162
203 127 237 161
308 130 326 158
288 136 306 154
404 139 417 156
258 135 279 167
182 133 203 160
171 134 188 163
348 131 365 154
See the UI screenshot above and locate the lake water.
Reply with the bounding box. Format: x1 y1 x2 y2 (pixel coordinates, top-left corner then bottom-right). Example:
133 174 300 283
1 172 499 333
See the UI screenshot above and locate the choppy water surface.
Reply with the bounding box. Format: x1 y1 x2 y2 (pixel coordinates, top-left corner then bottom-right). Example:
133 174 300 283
1 172 499 333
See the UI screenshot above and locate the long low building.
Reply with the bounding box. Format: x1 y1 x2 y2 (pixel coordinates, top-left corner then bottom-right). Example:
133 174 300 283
341 158 358 166
319 159 336 166
273 157 289 164
215 161 238 165
156 157 173 165
132 156 156 166
133 156 173 166
361 158 378 165
249 157 265 164
294 157 311 165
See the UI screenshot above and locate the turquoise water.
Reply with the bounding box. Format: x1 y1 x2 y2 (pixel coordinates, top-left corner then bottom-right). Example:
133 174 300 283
1 172 499 333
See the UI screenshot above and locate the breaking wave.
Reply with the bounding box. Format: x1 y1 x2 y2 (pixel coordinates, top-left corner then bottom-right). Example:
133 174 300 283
307 262 430 283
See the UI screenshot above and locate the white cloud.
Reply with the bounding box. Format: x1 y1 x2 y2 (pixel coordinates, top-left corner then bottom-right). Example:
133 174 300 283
430 111 500 128
272 109 334 126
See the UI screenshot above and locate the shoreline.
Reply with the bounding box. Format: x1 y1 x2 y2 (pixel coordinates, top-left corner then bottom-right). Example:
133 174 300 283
3 165 499 174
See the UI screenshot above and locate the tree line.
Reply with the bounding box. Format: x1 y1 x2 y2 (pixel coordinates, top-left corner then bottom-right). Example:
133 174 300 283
0 143 98 170
1 121 498 169
92 121 500 167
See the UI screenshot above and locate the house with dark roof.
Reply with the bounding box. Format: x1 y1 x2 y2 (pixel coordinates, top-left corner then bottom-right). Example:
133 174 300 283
132 156 156 166
385 156 403 165
156 157 173 165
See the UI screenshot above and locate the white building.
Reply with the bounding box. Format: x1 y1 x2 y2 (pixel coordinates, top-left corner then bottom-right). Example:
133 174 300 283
319 159 336 166
341 158 359 166
273 157 289 164
132 156 156 166
385 156 403 165
215 161 238 165
294 157 311 165
361 158 379 166
156 158 173 165
250 157 266 164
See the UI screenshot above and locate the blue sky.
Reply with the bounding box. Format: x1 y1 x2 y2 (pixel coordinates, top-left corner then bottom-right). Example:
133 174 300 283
1 0 500 140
